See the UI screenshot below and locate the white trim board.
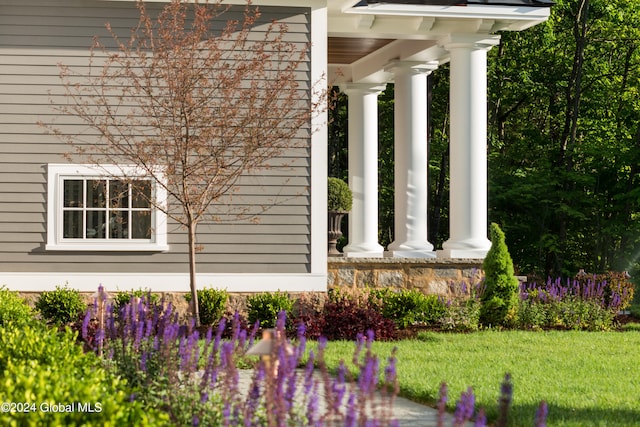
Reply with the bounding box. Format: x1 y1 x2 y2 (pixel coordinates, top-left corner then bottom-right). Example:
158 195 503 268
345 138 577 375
1 272 328 293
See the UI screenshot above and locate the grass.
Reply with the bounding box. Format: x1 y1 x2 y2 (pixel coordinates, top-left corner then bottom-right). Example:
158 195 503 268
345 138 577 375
314 331 640 426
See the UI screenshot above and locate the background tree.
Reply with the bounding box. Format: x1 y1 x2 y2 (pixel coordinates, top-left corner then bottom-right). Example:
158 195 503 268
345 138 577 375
487 0 640 279
328 0 640 280
49 0 321 326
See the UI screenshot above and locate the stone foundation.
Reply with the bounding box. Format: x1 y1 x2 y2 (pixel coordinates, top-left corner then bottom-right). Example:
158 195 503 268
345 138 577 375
328 258 484 299
18 259 485 319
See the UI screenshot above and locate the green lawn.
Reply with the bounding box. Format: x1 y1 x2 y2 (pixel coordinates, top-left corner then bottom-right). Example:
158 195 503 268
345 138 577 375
316 331 640 426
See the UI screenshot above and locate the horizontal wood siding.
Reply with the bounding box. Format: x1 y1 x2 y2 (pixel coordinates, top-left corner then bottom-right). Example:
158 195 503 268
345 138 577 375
0 0 312 276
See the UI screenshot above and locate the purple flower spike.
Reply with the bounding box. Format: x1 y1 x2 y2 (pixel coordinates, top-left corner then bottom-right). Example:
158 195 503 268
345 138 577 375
306 390 319 426
140 351 148 372
366 329 375 343
454 387 475 424
318 336 328 351
81 309 91 342
384 350 397 385
497 373 513 427
535 401 548 427
437 382 448 427
345 394 357 427
474 408 487 427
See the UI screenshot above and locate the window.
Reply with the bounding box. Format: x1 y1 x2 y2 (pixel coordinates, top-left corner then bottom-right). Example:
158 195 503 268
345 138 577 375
47 164 168 251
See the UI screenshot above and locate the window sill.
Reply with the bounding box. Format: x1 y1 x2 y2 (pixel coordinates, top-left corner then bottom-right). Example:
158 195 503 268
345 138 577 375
45 243 170 252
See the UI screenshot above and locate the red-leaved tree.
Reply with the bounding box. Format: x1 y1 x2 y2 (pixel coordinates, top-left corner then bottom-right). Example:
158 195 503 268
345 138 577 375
46 0 324 325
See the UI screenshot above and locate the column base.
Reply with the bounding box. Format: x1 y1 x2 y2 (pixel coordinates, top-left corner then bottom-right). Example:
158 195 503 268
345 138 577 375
386 240 435 258
436 248 488 259
438 238 491 259
343 243 384 258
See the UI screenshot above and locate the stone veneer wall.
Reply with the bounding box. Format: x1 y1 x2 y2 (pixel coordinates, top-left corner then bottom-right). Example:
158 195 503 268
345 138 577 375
327 258 484 300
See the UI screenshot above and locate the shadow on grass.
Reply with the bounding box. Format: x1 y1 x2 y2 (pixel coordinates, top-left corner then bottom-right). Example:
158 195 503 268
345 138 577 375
500 402 640 426
395 392 640 426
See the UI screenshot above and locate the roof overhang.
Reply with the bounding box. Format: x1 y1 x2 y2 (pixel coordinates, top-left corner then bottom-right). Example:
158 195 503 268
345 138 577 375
329 0 551 36
328 0 551 84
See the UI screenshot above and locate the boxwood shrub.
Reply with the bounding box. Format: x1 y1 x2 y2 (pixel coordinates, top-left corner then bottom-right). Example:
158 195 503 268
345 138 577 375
35 285 86 326
0 322 165 425
246 291 293 328
0 287 33 327
184 287 229 326
373 288 447 329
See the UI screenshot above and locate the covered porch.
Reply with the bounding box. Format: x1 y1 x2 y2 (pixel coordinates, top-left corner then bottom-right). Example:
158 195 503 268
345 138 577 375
327 0 551 259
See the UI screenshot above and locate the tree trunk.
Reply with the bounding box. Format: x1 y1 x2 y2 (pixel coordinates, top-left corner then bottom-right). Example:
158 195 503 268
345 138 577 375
187 219 201 327
552 0 590 275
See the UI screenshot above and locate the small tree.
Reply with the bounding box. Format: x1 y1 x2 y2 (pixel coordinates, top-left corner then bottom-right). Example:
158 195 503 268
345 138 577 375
479 223 520 328
46 0 324 326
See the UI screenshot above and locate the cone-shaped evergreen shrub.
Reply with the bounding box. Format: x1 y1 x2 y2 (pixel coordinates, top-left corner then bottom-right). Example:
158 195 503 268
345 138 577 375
479 223 519 328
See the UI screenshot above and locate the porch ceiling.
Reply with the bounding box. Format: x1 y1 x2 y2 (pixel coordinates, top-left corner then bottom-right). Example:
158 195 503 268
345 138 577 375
328 37 395 65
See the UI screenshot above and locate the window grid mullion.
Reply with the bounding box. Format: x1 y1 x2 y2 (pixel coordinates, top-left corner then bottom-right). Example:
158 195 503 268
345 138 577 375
128 182 132 240
105 178 110 240
83 178 87 240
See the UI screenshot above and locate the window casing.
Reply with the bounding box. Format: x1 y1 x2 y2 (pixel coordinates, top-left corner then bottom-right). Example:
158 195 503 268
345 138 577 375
47 164 168 251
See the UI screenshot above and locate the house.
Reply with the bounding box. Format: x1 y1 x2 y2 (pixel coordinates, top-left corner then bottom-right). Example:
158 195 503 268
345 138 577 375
0 0 551 293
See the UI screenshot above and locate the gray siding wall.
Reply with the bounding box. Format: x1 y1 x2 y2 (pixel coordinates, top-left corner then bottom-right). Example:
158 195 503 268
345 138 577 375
0 0 312 274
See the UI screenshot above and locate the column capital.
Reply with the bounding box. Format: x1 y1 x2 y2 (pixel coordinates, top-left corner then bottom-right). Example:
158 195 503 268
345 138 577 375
439 33 500 51
384 60 438 76
339 82 387 96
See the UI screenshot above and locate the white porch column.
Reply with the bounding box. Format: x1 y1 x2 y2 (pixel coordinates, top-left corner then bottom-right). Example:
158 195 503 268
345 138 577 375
340 83 386 258
386 61 438 258
438 34 500 259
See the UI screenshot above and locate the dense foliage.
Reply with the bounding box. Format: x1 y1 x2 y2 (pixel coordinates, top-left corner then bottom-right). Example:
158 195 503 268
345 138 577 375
184 287 229 326
327 177 353 212
0 287 32 327
488 0 640 278
113 288 161 313
246 290 294 329
35 285 86 326
0 322 156 425
371 288 448 329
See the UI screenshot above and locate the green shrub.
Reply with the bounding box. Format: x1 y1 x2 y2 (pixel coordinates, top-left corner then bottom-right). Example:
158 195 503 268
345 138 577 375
327 177 353 212
184 287 229 326
0 287 33 326
246 291 293 328
378 289 447 329
113 288 160 313
35 285 86 325
439 298 481 332
516 297 550 330
479 223 520 328
543 298 614 331
518 294 615 331
0 322 164 425
621 322 640 332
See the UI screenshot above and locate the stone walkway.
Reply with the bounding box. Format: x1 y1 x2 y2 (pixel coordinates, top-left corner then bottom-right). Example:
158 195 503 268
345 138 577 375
389 395 452 427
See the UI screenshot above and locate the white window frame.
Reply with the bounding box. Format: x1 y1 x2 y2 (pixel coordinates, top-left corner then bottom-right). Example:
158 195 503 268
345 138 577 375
46 164 169 251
